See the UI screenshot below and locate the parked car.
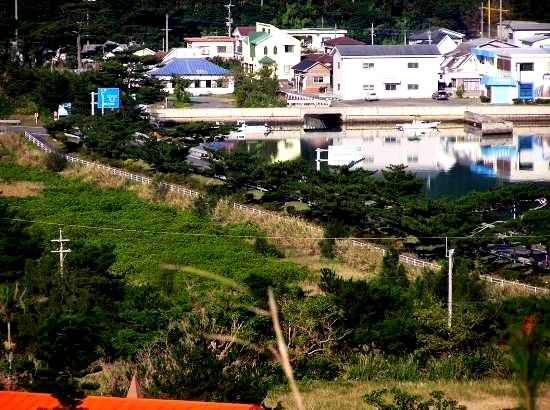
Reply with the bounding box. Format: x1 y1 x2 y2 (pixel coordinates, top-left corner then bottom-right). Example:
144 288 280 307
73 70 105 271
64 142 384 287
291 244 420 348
432 91 449 100
365 92 378 101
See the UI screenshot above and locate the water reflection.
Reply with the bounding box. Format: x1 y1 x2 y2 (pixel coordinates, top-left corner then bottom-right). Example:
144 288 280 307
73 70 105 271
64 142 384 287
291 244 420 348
227 126 550 198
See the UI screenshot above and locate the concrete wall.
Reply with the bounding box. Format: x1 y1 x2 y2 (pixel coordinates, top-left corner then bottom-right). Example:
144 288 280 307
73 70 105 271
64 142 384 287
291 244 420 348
150 105 550 124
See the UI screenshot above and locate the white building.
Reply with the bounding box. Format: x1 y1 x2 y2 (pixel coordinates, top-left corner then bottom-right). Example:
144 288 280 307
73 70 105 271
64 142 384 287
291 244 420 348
241 23 301 80
162 47 202 61
441 38 516 93
332 45 441 100
498 20 550 46
148 58 234 96
283 27 347 52
183 36 235 59
472 47 550 103
409 27 465 55
233 26 256 57
520 34 550 49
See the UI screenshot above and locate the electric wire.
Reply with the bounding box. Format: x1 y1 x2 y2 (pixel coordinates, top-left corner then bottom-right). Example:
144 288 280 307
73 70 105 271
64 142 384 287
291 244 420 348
2 217 548 241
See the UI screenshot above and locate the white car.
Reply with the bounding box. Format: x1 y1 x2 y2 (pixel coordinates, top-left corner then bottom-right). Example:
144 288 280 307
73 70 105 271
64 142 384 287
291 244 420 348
365 92 378 101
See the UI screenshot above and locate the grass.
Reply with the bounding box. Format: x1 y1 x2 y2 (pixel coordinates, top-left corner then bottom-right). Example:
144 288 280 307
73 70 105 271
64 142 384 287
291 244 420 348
0 181 43 197
265 379 550 410
0 160 311 286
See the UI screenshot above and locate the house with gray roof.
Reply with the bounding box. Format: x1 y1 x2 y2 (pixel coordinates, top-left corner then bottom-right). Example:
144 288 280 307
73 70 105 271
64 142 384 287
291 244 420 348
148 58 234 96
520 33 550 49
440 38 516 95
331 45 441 100
497 20 550 46
409 27 465 55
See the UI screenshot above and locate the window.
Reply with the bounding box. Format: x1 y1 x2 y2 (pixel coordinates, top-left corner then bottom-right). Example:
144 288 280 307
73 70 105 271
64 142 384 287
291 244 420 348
199 47 209 55
407 62 419 68
284 45 295 53
407 155 419 163
337 62 340 69
217 46 227 53
284 65 291 73
337 83 341 91
508 32 513 40
497 58 511 70
194 80 201 88
519 62 534 71
362 84 374 90
408 84 419 90
322 37 331 43
363 62 375 69
313 76 325 83
205 80 212 88
263 46 268 55
385 83 397 91
273 46 277 55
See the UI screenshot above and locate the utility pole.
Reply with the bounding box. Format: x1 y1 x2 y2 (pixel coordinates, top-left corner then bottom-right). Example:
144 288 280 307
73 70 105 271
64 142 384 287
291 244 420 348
162 13 171 52
76 30 82 72
482 0 509 39
371 22 374 45
428 26 432 45
480 3 484 37
225 0 234 37
448 248 455 329
51 229 71 277
14 0 18 57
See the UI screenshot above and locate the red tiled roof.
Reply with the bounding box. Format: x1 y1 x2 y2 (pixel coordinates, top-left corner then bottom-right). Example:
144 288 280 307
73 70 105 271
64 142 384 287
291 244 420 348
235 26 256 36
0 391 263 410
184 36 235 43
302 53 333 64
323 36 366 46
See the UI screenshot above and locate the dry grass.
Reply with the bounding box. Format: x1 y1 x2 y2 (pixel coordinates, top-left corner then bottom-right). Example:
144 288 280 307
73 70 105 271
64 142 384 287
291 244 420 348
266 379 550 410
0 181 43 197
61 164 128 189
334 240 384 275
212 200 323 255
0 132 45 166
286 254 375 282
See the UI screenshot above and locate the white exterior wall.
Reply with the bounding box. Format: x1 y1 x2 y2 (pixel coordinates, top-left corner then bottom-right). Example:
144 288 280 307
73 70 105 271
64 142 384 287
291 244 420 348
501 28 550 46
442 55 482 86
522 38 550 49
437 36 458 55
242 23 301 80
333 52 441 100
186 41 235 59
157 75 234 96
283 28 347 51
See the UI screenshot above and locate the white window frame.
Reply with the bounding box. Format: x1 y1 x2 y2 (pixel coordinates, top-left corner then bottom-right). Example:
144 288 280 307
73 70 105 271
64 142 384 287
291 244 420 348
407 84 419 90
363 62 375 69
313 76 325 83
407 62 419 68
362 84 374 90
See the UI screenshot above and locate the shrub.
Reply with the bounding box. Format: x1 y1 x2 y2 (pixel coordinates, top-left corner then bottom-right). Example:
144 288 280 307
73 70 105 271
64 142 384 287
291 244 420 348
455 85 464 99
480 95 491 103
363 388 466 410
44 152 67 172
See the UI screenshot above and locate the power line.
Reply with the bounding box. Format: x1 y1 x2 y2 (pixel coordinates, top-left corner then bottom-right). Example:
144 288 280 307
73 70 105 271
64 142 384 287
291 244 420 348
3 217 550 241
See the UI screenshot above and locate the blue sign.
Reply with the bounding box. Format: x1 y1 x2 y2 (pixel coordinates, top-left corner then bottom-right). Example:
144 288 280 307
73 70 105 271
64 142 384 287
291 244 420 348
97 88 120 109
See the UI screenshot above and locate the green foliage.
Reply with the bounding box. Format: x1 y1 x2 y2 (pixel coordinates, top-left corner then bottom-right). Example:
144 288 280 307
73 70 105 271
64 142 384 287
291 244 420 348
172 75 192 104
0 89 13 117
480 95 491 103
44 152 67 172
455 85 464 99
233 65 285 108
363 388 466 410
508 315 548 410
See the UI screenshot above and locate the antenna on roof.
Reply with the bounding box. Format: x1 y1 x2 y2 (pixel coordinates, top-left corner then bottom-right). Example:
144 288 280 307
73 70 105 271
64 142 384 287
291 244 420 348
428 26 432 45
225 0 234 37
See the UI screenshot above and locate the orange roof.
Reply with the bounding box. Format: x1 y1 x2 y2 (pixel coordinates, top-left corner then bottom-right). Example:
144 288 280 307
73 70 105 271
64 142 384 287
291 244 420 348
0 391 262 410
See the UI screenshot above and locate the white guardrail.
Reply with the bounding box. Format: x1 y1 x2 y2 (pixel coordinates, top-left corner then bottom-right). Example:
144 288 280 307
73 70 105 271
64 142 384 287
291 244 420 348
22 131 550 295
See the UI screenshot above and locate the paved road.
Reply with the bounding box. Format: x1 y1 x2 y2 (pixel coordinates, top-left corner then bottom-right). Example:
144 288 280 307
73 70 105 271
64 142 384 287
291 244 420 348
333 97 482 107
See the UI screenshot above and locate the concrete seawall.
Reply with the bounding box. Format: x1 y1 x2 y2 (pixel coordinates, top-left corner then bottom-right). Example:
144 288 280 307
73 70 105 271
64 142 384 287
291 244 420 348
151 105 550 124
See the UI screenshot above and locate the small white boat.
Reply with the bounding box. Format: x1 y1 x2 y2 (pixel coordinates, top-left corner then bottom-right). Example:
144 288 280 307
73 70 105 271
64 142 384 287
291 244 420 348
229 120 272 138
396 119 440 131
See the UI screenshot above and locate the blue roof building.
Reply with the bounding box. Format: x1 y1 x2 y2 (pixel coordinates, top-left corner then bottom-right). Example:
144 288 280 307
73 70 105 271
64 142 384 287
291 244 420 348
148 58 234 96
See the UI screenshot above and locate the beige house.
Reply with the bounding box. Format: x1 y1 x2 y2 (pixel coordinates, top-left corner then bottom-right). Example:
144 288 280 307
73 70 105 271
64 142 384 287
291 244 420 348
292 55 332 93
183 36 235 59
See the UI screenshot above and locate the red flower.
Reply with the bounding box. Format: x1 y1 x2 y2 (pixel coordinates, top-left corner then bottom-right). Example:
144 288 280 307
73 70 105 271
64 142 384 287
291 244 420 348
522 315 535 337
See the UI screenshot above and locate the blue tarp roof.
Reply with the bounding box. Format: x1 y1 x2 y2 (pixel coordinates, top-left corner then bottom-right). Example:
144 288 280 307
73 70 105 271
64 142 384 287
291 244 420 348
149 58 230 77
471 48 496 58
